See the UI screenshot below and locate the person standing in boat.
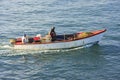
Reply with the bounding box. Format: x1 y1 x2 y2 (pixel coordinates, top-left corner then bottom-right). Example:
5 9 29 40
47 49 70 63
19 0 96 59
49 27 56 41
22 34 28 44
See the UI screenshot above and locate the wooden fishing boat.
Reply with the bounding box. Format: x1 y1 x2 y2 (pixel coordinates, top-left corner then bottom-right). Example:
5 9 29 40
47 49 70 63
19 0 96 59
10 29 106 50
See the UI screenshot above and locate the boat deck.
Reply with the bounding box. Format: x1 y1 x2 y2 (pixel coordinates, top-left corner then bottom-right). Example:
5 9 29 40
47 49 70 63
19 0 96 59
14 29 106 45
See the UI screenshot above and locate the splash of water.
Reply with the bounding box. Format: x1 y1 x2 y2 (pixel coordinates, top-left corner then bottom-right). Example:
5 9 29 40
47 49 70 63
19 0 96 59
0 44 93 57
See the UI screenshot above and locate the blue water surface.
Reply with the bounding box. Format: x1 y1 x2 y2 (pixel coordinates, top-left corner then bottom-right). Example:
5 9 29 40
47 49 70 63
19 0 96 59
0 0 120 80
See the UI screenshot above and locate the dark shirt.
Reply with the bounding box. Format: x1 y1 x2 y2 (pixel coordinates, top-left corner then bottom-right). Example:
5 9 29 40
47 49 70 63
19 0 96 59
50 28 56 41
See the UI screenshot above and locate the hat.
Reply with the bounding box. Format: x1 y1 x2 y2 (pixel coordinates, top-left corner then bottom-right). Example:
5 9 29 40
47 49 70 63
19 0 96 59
52 27 55 29
24 34 26 37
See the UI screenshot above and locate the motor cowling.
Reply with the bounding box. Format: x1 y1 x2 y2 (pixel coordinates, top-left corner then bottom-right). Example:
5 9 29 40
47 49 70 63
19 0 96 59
10 39 16 44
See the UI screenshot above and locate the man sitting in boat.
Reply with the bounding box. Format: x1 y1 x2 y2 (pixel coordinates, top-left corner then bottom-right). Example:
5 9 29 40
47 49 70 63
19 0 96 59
22 34 28 44
49 27 56 41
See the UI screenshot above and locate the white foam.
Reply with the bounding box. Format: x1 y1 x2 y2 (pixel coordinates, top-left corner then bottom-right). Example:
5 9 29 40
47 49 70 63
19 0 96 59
0 43 93 56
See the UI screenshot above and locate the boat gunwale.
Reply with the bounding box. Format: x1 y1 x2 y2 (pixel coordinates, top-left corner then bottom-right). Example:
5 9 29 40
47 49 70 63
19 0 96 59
14 29 106 45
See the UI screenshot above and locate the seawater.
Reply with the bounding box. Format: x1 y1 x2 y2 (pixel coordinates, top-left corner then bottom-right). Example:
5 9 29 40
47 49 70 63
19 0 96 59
0 0 120 80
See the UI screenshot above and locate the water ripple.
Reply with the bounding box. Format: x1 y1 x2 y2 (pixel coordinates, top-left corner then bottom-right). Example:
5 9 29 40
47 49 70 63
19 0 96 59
0 0 120 80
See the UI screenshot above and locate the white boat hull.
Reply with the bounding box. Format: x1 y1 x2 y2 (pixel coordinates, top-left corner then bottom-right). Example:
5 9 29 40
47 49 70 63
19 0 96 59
13 32 104 50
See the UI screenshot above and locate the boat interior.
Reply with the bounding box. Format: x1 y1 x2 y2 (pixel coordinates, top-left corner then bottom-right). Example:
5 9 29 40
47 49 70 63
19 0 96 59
11 29 106 45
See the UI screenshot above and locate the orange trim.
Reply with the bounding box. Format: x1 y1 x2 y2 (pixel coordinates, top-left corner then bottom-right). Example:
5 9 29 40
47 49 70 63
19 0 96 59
15 29 106 45
76 29 106 40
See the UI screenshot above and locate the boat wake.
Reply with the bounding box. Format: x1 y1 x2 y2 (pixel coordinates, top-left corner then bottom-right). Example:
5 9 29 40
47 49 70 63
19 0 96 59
0 45 13 49
0 44 13 50
0 44 93 57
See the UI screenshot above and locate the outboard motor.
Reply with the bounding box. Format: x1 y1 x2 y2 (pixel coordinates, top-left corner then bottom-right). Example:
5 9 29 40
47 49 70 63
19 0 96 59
10 39 16 44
